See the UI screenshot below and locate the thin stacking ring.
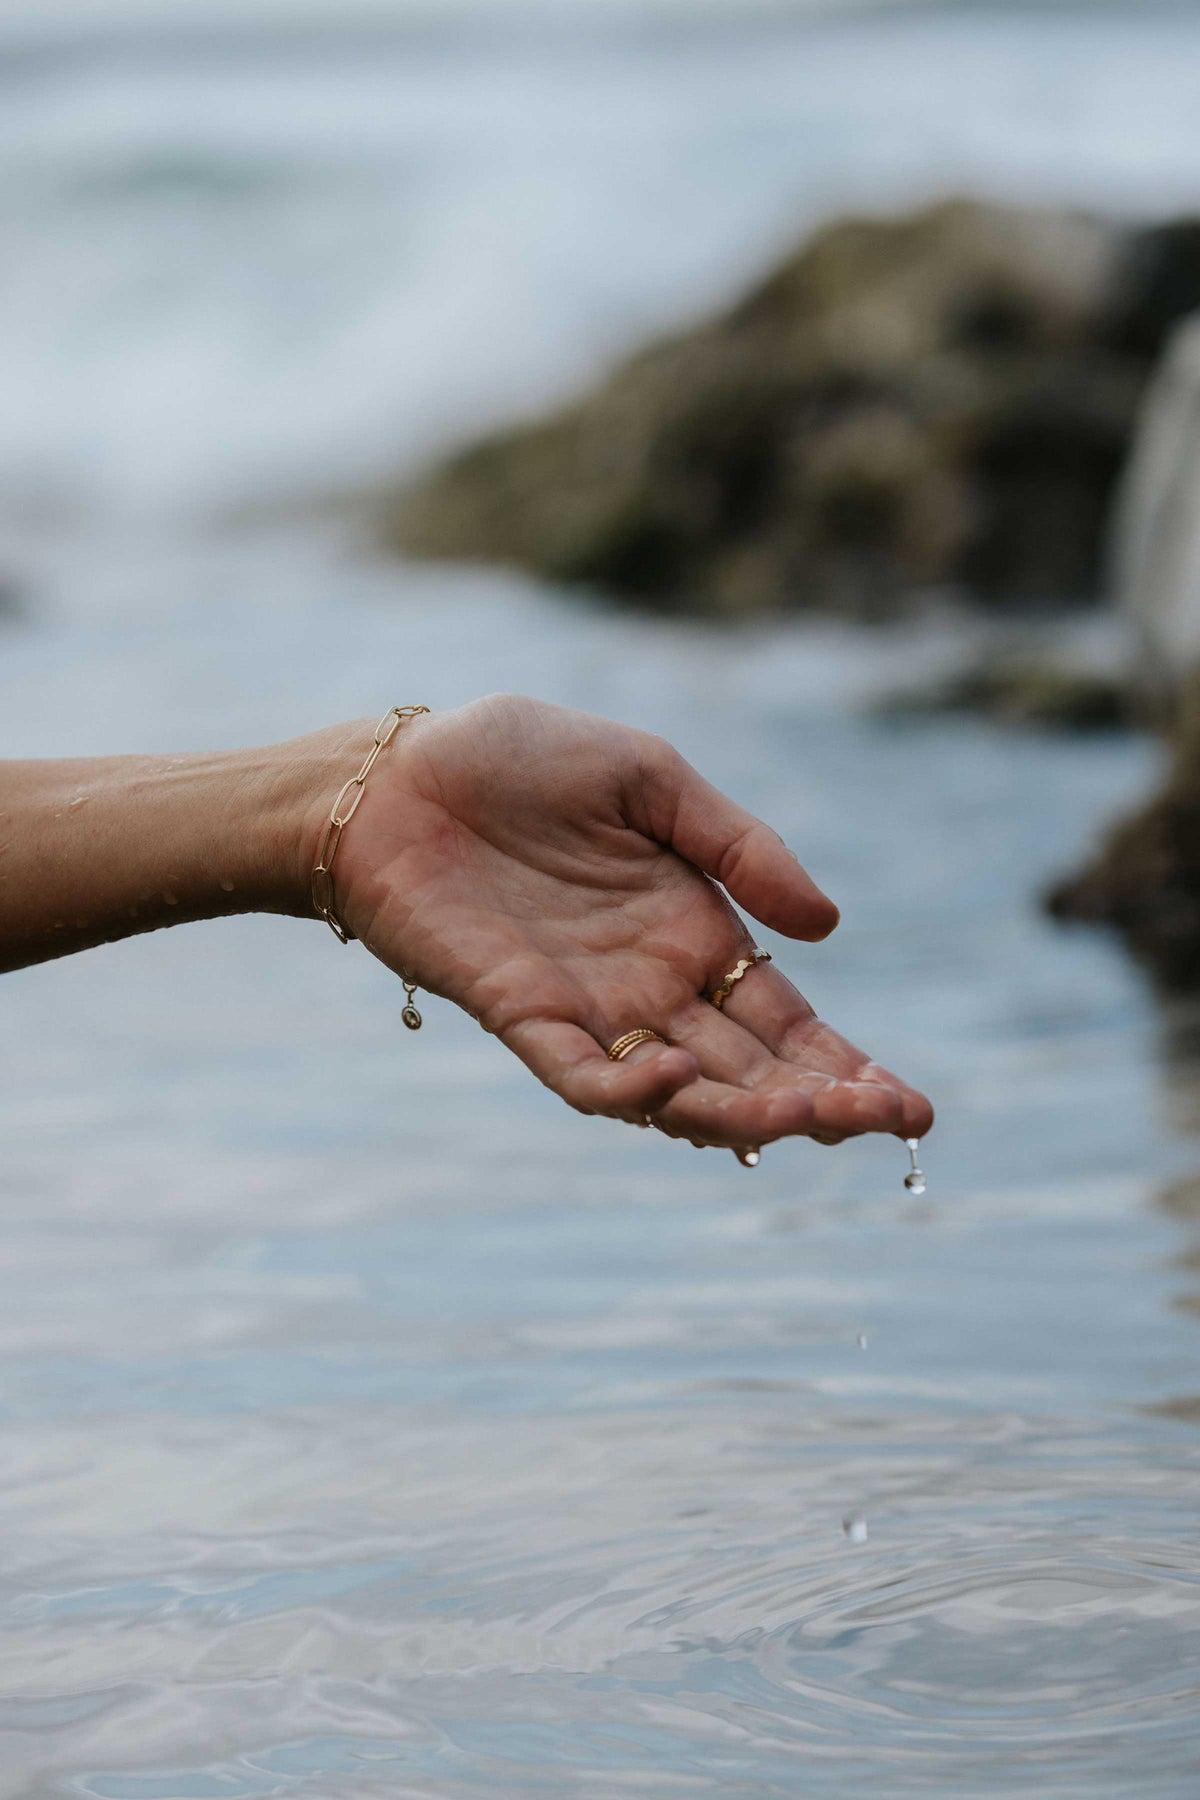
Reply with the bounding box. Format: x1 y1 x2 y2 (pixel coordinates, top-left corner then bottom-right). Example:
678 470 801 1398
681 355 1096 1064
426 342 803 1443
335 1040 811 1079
708 947 772 1010
607 1028 666 1062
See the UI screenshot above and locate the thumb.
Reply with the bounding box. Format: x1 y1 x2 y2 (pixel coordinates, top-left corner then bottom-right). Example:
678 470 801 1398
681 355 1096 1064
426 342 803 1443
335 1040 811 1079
635 738 840 941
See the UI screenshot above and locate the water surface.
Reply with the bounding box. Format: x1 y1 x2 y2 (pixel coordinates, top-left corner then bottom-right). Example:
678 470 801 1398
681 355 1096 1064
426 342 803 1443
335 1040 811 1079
5 4 1200 1792
5 556 1200 1795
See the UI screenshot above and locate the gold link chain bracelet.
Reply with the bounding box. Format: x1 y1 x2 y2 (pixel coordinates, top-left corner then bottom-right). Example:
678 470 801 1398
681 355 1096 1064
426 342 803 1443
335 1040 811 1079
311 704 430 1027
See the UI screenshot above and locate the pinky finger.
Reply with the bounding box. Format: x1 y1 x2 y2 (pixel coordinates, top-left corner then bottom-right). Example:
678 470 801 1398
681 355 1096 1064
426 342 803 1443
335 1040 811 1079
503 1018 699 1121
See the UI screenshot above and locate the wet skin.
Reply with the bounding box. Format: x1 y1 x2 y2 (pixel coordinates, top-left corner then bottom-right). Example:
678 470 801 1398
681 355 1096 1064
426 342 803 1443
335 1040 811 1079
321 695 935 1153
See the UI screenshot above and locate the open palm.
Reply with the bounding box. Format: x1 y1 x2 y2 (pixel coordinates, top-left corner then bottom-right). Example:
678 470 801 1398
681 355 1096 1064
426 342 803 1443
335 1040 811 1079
330 695 933 1152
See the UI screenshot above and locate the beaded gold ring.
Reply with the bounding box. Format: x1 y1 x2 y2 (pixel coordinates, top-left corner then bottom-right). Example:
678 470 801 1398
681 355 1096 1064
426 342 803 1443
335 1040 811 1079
708 947 772 1011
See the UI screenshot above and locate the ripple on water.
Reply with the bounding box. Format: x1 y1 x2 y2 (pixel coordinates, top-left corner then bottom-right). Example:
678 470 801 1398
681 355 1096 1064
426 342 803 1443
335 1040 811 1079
656 1541 1200 1793
10 1418 1198 1800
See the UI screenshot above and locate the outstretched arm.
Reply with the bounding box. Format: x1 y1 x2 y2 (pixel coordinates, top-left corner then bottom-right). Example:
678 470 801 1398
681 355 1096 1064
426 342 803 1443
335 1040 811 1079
0 695 933 1150
0 739 330 969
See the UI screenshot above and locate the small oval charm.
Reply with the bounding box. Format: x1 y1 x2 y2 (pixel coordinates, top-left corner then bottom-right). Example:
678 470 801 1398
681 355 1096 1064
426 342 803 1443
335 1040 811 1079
401 1003 422 1031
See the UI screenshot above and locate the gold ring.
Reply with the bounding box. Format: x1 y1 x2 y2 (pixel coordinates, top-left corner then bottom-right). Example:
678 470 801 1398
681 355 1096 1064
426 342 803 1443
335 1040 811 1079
708 948 772 1010
607 1028 666 1062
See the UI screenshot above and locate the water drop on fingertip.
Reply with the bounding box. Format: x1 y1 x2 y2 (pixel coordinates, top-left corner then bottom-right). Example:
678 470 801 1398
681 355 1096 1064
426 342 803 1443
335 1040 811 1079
902 1137 926 1195
842 1513 868 1545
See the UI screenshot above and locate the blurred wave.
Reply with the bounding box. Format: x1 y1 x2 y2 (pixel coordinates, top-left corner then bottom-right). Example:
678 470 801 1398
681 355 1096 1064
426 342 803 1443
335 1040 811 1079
2 0 1200 538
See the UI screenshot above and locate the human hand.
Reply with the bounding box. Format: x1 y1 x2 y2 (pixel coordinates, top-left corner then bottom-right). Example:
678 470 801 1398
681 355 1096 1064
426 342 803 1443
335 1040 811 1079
311 695 933 1152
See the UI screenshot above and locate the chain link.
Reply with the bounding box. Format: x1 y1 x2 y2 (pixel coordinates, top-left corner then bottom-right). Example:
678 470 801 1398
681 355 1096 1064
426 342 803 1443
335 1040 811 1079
311 706 430 952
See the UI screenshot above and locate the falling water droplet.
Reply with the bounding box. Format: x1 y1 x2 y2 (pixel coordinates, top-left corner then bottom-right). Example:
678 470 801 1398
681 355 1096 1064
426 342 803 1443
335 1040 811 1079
856 1332 868 1349
903 1137 926 1196
842 1513 869 1545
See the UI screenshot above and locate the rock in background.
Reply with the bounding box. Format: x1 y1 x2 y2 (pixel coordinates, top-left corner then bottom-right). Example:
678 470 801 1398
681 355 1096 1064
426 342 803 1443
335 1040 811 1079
881 655 1129 731
382 198 1200 618
1048 308 1200 990
1048 675 1200 991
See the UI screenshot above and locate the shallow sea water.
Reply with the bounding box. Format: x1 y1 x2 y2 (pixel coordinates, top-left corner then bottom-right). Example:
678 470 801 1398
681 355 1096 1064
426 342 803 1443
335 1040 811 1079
6 2 1200 1792
4 544 1200 1797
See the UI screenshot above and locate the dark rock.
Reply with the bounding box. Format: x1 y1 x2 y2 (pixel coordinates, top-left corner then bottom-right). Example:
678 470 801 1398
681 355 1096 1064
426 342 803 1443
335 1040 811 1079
1048 677 1200 988
382 197 1200 617
883 656 1130 731
1107 219 1200 359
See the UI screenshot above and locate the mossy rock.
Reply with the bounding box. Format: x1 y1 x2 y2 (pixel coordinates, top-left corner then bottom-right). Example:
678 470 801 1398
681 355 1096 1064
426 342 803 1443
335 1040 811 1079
382 197 1200 617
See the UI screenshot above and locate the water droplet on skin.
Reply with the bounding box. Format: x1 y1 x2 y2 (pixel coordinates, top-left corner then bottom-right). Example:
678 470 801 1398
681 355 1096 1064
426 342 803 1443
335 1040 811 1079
903 1137 926 1196
740 1149 760 1168
842 1513 868 1545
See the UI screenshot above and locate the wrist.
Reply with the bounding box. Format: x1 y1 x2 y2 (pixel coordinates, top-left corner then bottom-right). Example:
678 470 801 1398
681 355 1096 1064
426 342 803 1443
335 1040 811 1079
271 715 424 927
254 720 377 922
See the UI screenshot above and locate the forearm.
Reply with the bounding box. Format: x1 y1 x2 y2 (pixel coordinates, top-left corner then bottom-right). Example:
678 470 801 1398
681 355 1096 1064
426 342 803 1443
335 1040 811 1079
0 737 345 973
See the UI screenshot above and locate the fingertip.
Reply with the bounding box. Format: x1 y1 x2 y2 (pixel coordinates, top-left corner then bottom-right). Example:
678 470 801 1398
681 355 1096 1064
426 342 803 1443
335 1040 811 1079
764 1087 815 1135
796 894 840 942
769 859 839 941
812 1079 904 1137
634 1045 699 1106
658 1045 700 1085
899 1093 935 1139
860 1063 933 1140
850 1081 906 1133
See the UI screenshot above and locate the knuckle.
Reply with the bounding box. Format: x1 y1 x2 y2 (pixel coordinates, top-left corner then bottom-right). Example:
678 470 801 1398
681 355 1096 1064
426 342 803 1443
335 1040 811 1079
638 731 682 779
717 819 762 888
